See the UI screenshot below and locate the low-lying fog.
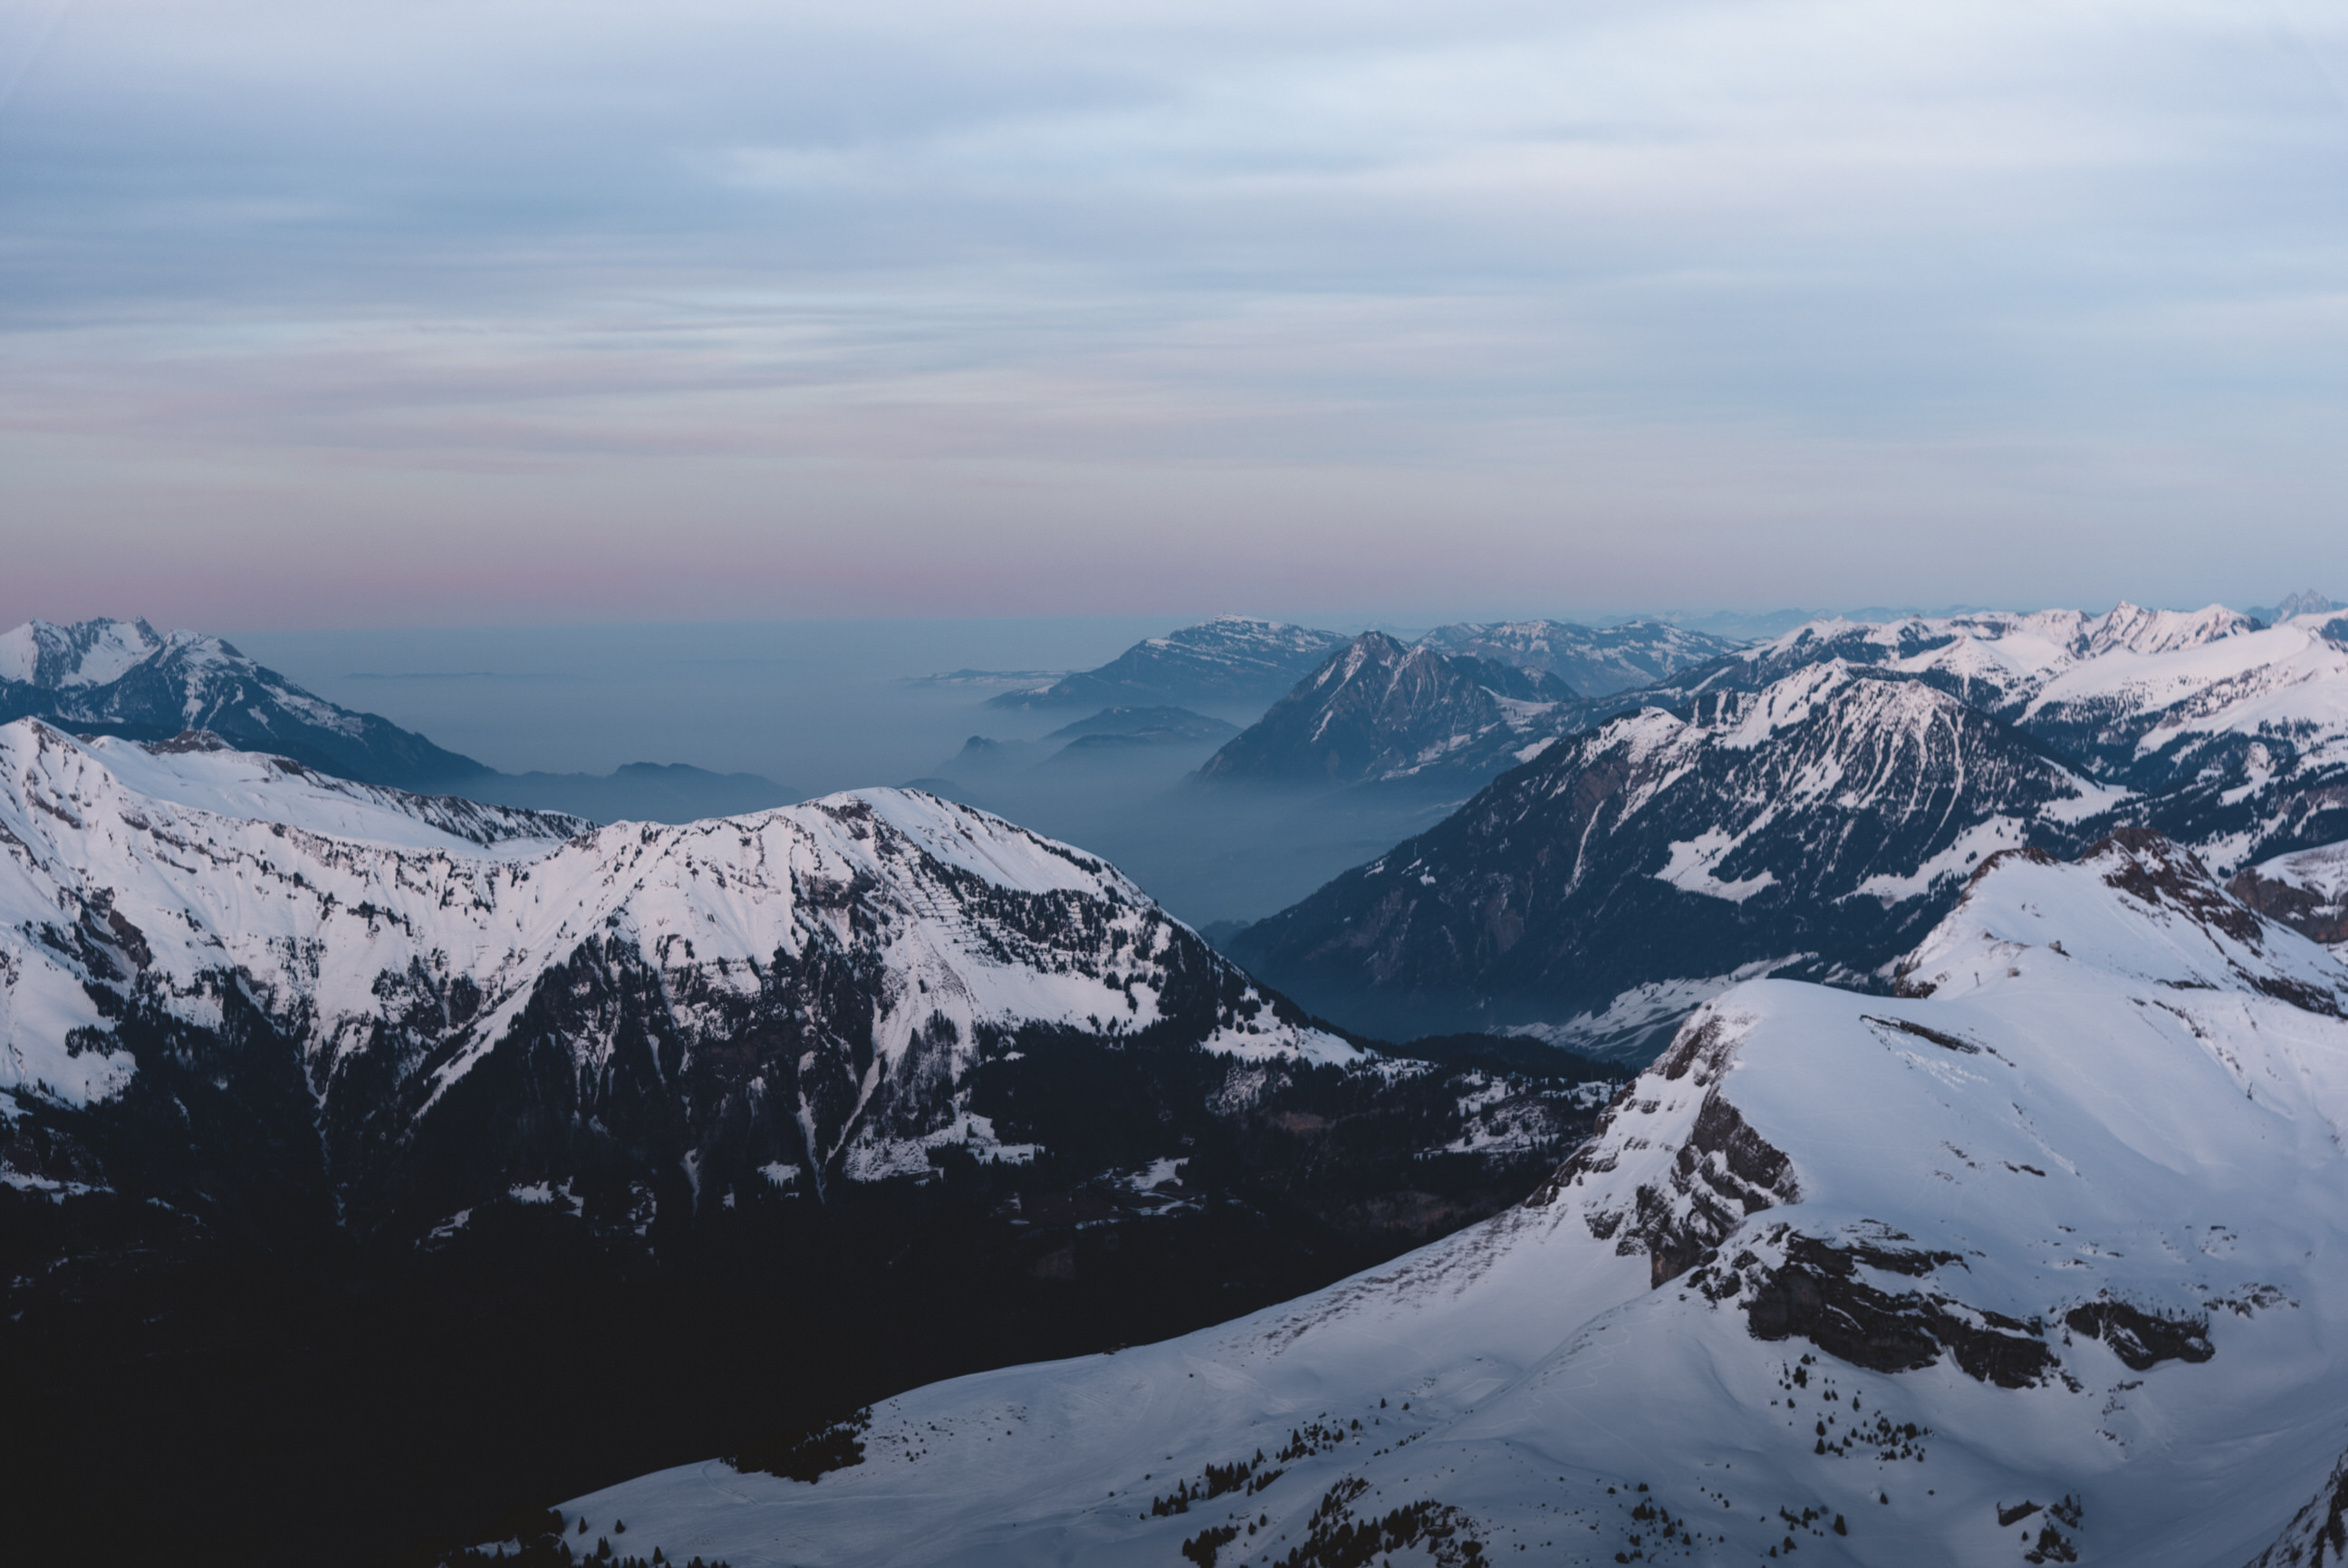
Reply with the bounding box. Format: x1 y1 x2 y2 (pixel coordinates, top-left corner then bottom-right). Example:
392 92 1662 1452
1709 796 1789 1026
232 618 1448 930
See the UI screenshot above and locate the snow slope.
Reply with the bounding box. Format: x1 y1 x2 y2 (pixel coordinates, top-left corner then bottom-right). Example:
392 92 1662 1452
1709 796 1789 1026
557 832 2348 1568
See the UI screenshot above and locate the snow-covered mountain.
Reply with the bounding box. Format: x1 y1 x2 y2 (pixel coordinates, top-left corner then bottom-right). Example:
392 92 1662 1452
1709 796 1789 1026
0 616 490 791
1417 618 1742 698
1194 633 1573 791
1660 603 2348 822
1670 603 2260 714
1230 604 2348 1050
986 617 1352 715
1228 661 2121 1050
527 831 2348 1568
0 718 1362 1243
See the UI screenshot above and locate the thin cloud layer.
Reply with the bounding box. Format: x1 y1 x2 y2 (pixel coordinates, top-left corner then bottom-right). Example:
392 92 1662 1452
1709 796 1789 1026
2 0 2343 626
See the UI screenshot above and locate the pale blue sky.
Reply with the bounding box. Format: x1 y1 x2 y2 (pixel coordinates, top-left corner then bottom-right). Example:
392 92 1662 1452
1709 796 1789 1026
3 0 2343 629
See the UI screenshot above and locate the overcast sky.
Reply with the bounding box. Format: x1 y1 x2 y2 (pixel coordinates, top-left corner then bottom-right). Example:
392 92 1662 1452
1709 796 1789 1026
3 0 2343 630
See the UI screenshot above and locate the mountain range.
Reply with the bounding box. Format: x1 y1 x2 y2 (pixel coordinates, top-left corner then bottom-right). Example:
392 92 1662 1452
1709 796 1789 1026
0 618 797 822
1228 602 2348 1052
984 615 1742 726
1416 618 1741 697
504 827 2348 1568
16 593 2348 1567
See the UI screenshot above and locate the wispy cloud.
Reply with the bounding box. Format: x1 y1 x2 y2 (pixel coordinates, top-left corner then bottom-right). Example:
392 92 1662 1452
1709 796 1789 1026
2 0 2344 626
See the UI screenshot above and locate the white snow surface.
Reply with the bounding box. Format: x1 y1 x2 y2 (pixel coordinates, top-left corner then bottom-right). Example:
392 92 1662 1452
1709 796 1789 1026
2254 839 2348 907
1746 603 2261 711
0 722 1352 1145
562 836 2348 1568
0 618 164 688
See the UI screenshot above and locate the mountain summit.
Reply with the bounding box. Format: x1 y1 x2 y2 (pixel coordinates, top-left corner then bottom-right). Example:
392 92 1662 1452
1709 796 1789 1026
0 617 488 791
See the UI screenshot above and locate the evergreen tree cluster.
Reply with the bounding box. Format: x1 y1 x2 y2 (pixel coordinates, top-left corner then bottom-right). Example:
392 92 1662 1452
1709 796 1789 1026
1273 1479 1486 1568
727 1406 873 1483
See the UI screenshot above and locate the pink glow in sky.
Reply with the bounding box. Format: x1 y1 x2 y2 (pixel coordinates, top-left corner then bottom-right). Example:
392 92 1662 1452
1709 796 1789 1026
3 0 2344 630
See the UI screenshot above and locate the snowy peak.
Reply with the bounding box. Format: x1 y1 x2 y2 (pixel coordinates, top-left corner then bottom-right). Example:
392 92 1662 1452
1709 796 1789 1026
1901 828 2348 1015
0 614 489 791
1145 614 1344 662
0 617 166 688
1707 602 2261 721
2078 601 2255 659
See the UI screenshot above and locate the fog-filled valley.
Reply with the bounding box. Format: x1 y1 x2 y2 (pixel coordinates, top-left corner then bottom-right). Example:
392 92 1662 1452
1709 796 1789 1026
230 616 1520 928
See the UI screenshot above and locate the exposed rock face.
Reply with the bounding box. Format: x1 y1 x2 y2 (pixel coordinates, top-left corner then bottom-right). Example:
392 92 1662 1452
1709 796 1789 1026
1732 1233 2058 1389
2232 842 2348 950
2064 1298 2215 1371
